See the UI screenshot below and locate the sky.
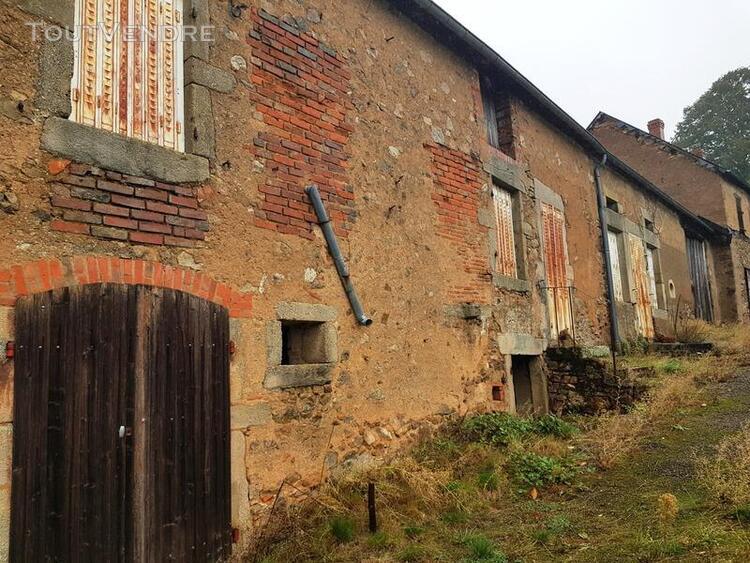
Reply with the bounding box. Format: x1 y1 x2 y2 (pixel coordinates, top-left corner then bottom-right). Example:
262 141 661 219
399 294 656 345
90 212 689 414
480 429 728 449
432 0 750 140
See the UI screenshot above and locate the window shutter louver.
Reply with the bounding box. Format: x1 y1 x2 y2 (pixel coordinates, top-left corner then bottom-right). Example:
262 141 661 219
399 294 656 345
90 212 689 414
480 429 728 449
492 186 517 278
70 0 185 152
608 230 624 301
542 202 572 337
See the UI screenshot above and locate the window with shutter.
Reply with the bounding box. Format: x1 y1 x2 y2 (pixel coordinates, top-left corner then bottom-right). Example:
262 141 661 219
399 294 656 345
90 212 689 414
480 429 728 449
607 230 624 301
491 185 518 278
70 0 185 152
542 202 572 338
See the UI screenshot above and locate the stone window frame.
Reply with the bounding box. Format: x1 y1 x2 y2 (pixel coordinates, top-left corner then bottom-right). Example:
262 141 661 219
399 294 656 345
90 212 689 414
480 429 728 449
534 178 574 293
264 302 338 390
21 0 235 184
479 156 531 293
605 207 663 308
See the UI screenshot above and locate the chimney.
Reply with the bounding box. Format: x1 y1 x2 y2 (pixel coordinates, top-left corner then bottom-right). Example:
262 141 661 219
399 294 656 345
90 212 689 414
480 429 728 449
647 118 665 140
691 147 705 159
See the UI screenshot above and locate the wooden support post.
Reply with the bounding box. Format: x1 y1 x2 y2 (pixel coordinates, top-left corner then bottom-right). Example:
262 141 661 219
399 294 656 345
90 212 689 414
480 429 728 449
367 483 377 533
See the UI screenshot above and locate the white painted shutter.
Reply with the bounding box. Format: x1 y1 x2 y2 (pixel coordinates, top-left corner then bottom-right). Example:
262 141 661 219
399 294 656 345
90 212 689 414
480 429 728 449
71 0 185 152
492 186 517 278
645 247 658 306
608 230 624 301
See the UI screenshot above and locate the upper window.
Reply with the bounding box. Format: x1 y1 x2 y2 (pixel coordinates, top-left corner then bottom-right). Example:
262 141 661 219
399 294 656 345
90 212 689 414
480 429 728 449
606 197 620 213
70 0 185 152
479 77 515 158
491 183 519 278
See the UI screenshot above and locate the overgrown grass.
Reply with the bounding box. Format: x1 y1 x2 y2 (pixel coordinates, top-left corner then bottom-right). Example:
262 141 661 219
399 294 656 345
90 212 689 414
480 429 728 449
696 422 750 509
251 324 750 562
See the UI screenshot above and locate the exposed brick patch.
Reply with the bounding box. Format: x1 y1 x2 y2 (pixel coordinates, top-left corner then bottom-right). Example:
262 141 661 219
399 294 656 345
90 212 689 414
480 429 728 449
48 163 209 247
247 8 355 239
427 143 491 302
0 257 253 318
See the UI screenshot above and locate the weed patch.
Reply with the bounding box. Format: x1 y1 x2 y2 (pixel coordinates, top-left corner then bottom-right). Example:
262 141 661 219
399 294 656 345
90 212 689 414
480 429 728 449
329 515 355 543
508 452 578 490
696 422 750 509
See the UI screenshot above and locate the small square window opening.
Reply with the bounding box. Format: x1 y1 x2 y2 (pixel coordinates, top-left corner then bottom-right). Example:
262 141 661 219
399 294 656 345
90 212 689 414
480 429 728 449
281 320 328 365
606 197 620 212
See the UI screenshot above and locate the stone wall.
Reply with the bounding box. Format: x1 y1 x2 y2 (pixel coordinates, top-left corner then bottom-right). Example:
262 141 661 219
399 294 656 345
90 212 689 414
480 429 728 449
545 348 648 415
0 0 718 557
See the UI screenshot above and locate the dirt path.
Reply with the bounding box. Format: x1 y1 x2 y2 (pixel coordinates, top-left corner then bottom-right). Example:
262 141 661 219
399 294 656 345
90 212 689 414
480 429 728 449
550 370 750 562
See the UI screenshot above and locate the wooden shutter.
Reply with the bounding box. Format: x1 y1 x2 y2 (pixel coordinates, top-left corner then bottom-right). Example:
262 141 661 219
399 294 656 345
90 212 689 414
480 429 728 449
645 247 658 306
71 0 185 152
607 230 624 301
492 185 517 277
629 236 655 339
542 202 572 338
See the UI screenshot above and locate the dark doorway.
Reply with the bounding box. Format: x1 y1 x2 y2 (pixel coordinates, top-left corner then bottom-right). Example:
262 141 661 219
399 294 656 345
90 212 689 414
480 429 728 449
10 284 231 562
512 356 534 416
511 355 548 416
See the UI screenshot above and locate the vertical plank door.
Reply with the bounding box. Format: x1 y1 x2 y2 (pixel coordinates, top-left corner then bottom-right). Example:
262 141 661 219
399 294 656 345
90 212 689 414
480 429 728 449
11 285 138 562
11 284 231 562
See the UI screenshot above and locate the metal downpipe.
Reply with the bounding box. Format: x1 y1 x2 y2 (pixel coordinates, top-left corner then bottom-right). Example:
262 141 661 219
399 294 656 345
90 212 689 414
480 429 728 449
306 185 373 326
594 155 621 364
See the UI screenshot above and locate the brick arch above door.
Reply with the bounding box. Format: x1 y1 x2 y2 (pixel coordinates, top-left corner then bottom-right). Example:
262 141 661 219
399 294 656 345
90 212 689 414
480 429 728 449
0 256 253 317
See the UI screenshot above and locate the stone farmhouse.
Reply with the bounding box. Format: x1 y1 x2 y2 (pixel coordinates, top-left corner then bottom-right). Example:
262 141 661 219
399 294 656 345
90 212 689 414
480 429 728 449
0 0 736 559
591 112 750 325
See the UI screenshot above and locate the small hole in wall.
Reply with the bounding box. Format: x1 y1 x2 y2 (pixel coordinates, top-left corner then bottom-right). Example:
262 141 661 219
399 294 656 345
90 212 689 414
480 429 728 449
492 385 503 401
281 320 328 365
668 280 676 299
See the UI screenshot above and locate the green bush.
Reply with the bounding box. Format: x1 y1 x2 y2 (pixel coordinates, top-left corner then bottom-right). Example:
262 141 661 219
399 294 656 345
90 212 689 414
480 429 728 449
462 413 578 446
462 413 534 446
329 515 355 543
509 452 578 489
660 359 683 374
533 415 578 438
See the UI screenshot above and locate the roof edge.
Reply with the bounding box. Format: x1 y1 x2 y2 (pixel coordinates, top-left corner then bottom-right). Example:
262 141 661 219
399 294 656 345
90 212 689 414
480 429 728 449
589 112 750 194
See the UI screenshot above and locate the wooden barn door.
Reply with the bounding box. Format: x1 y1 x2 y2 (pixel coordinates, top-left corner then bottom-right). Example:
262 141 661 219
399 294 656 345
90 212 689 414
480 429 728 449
687 237 714 322
11 284 231 562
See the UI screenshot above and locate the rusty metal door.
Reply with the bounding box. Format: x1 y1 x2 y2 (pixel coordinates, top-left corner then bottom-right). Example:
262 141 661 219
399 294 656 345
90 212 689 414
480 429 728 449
687 237 714 322
628 236 655 339
11 284 231 562
541 203 573 341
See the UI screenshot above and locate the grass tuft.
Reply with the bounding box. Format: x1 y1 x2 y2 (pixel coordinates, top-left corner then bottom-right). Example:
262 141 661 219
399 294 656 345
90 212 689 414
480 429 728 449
328 515 355 543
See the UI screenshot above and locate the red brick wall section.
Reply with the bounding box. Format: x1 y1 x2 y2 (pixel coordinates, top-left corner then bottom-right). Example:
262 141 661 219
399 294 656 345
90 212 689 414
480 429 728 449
427 143 491 302
46 161 208 247
247 8 355 239
0 256 253 317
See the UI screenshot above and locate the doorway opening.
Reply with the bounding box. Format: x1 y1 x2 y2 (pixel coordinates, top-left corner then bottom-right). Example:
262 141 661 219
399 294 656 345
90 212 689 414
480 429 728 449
511 355 548 416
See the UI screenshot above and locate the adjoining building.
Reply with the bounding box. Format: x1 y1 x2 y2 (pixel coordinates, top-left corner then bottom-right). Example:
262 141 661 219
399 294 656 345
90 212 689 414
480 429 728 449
591 112 747 324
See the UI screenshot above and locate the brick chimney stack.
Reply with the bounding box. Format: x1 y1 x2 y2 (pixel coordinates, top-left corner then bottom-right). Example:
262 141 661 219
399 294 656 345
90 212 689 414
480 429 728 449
691 147 705 159
647 118 665 140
